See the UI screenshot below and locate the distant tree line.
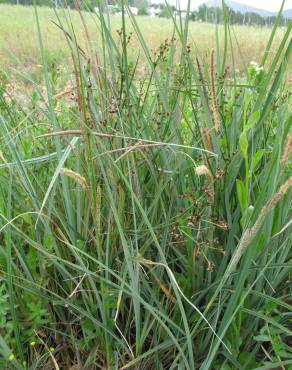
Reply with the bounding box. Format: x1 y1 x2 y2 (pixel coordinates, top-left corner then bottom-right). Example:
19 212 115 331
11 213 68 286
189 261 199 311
189 4 289 26
154 3 289 26
0 0 75 7
0 0 290 26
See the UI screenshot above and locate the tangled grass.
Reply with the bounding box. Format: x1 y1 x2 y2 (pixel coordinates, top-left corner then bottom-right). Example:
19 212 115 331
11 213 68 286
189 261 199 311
0 2 291 369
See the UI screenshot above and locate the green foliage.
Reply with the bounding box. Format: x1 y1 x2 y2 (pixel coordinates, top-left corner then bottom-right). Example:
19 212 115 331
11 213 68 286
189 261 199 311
158 5 173 18
138 5 147 16
0 3 291 369
0 282 14 341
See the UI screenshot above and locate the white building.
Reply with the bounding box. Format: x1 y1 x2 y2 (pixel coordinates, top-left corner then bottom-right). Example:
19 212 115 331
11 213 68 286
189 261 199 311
95 5 119 14
129 6 138 15
149 6 160 17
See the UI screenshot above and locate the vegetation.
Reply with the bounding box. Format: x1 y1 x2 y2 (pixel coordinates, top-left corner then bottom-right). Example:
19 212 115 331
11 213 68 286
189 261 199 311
189 4 291 26
0 0 291 26
0 2 291 369
0 4 287 77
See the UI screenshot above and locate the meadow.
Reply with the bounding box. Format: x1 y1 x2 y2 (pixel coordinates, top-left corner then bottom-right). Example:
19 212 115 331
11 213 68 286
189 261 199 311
0 5 287 74
0 3 291 370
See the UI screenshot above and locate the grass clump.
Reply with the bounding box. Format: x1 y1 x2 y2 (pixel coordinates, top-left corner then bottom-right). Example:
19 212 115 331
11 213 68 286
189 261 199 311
0 2 291 369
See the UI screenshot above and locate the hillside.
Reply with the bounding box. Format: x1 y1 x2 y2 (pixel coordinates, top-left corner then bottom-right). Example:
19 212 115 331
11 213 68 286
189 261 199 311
203 0 275 16
189 0 292 19
283 8 292 18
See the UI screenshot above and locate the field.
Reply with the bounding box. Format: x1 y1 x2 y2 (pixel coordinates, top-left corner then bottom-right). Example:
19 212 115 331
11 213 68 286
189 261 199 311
0 5 287 72
0 3 291 370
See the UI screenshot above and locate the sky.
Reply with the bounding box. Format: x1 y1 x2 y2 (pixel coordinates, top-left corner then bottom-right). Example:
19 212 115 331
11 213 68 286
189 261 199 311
163 0 292 11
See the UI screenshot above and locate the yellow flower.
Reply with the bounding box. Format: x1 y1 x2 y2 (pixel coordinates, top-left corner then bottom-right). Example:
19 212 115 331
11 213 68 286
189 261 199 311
8 354 15 361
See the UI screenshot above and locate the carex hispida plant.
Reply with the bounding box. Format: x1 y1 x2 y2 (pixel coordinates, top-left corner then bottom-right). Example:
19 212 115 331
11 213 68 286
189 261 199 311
0 0 291 368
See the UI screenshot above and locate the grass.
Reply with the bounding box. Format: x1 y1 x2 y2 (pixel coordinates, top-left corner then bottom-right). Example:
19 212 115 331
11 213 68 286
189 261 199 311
0 2 291 369
0 4 288 75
